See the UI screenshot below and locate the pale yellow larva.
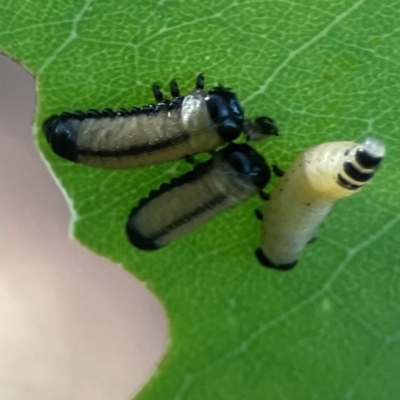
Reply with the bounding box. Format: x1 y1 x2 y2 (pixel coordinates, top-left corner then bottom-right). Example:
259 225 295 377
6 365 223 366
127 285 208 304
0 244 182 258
256 138 385 271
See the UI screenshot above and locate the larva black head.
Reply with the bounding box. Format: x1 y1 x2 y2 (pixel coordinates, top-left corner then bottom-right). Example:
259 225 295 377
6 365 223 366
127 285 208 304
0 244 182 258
222 143 271 189
356 138 385 169
43 115 78 162
205 87 244 142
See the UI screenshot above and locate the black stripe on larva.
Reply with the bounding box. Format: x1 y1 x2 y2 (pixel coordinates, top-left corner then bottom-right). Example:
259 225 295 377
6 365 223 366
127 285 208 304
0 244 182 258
343 161 374 182
79 132 190 158
255 248 297 271
126 159 216 250
147 193 227 243
355 148 382 169
337 174 363 191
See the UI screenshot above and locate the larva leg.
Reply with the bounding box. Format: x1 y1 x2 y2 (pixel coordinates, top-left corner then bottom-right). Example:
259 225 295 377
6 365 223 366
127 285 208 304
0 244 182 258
196 73 205 90
254 209 263 221
259 191 270 201
152 84 164 102
256 116 279 136
272 164 285 177
170 79 180 98
243 116 279 142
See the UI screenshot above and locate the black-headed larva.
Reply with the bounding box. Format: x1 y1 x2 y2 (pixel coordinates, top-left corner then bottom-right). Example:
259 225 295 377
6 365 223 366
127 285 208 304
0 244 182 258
126 143 271 250
43 74 277 169
256 138 385 271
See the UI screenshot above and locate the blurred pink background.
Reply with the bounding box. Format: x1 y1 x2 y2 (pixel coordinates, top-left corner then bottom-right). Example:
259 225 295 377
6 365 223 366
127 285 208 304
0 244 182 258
0 54 167 400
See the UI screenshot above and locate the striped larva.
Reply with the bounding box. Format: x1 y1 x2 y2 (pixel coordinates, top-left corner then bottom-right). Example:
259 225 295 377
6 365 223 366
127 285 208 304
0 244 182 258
43 74 278 169
126 143 271 250
256 138 386 271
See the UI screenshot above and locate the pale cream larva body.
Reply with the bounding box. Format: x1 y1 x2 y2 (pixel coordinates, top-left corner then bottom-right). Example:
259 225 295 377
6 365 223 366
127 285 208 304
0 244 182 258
43 74 279 169
256 138 385 271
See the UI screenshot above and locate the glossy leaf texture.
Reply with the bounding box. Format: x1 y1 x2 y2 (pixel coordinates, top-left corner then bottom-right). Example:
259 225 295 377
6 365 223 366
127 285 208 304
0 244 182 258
1 0 399 399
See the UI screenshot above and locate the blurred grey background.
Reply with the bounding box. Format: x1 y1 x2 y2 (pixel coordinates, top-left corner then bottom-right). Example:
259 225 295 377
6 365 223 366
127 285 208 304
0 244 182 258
0 53 167 400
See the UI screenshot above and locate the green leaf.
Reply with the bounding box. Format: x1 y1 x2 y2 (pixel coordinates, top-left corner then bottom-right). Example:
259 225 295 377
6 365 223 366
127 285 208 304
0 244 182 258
1 0 399 398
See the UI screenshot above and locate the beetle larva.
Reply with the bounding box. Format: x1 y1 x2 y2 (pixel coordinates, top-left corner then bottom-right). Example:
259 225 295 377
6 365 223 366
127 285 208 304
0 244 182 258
43 74 277 169
256 138 386 271
126 143 271 250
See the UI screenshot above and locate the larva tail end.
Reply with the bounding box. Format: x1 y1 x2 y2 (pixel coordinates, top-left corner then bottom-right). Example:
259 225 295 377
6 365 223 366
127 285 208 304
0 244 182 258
255 248 297 271
43 116 78 162
126 218 160 251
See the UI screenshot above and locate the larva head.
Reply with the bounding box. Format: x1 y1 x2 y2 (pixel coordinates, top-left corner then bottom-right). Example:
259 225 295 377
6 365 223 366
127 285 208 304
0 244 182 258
338 138 386 191
223 143 271 189
205 87 244 142
356 137 386 169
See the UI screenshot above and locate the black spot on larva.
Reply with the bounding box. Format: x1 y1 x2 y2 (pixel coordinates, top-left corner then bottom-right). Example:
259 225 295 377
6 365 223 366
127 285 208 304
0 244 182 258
141 105 155 114
117 108 129 116
255 248 297 271
272 164 284 177
70 111 86 120
87 109 101 118
101 108 116 118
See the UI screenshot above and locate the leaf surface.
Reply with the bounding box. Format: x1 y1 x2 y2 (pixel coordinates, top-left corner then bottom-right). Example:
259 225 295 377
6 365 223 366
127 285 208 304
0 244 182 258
1 0 399 398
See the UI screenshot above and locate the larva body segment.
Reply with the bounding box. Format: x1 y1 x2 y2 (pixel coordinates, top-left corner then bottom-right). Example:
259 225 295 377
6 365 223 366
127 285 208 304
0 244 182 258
256 138 385 271
126 143 271 250
43 75 278 169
